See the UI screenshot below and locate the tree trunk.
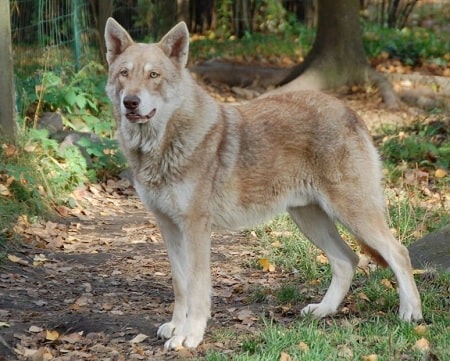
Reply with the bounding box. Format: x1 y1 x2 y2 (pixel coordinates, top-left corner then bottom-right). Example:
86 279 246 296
269 0 401 108
91 0 113 66
177 0 191 25
0 0 16 141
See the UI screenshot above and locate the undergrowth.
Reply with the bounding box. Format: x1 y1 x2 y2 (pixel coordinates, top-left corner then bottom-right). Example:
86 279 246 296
0 62 126 249
189 21 449 67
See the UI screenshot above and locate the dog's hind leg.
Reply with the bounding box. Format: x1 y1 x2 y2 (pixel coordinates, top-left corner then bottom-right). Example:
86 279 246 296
288 204 359 318
331 195 423 321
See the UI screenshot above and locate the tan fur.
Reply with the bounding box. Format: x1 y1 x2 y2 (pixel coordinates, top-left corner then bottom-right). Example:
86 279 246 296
105 19 422 350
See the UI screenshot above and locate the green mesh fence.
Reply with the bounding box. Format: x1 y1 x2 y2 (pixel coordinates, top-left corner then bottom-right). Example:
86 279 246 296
11 0 98 72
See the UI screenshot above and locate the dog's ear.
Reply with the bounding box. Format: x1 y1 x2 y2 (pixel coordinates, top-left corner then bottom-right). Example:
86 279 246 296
159 22 189 68
104 18 134 65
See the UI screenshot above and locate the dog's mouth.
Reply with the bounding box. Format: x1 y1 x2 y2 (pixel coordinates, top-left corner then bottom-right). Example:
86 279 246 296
125 108 157 123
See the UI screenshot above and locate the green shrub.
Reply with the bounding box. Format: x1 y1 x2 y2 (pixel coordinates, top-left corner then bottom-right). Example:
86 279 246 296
1 62 126 248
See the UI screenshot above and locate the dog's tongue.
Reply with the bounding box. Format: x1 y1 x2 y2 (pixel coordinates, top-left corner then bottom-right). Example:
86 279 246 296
146 108 157 119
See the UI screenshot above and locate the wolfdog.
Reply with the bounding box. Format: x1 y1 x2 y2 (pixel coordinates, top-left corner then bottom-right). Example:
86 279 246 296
105 18 422 350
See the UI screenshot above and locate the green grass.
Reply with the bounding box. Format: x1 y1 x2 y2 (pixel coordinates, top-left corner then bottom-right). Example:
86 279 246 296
205 256 449 360
206 307 449 360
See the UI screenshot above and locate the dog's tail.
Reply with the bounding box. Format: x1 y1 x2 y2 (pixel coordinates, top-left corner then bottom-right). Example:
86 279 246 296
359 243 388 268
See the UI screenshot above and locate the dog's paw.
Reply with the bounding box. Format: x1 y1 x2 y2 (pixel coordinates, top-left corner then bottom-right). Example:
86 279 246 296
157 322 177 339
163 334 203 350
301 303 337 318
399 304 423 322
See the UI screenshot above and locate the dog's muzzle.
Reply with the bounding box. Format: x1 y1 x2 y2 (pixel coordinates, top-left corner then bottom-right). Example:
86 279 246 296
123 95 156 123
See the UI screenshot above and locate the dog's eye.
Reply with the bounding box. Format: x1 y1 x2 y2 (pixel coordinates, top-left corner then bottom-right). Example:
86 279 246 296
120 69 128 77
149 71 159 79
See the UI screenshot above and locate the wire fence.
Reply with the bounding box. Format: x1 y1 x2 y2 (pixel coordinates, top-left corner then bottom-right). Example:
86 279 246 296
11 0 97 72
9 0 449 77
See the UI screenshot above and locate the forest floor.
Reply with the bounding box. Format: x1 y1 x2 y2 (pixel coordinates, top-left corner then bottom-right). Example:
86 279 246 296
0 80 448 361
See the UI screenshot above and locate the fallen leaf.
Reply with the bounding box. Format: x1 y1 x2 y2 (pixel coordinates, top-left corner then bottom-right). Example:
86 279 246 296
0 184 10 196
271 240 283 248
298 341 309 351
82 282 92 293
235 309 256 325
316 253 329 264
279 352 292 361
45 329 60 341
414 324 428 336
412 269 427 275
74 295 90 306
7 254 29 266
309 278 321 285
132 343 145 355
29 325 44 333
59 331 83 343
129 333 149 344
259 258 275 272
337 344 353 358
24 144 37 152
358 292 370 302
32 300 48 307
414 337 430 351
434 168 447 178
22 347 41 358
29 346 53 361
102 303 114 311
362 355 378 361
33 254 48 267
380 278 393 289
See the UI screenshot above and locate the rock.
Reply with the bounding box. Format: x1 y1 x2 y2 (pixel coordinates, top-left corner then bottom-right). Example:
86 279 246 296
408 225 450 273
38 112 64 134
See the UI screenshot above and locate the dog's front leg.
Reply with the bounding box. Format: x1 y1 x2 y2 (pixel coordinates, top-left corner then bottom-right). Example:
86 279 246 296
158 213 212 350
156 213 188 341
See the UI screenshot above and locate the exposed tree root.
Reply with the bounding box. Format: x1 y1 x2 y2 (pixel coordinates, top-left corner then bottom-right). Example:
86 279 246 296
367 68 403 110
190 61 289 88
190 60 449 112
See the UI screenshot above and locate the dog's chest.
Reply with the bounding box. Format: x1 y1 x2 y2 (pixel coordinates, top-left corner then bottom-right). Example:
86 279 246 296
134 179 196 216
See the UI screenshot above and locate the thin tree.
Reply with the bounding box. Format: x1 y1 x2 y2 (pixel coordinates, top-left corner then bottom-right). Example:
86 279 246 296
0 0 16 141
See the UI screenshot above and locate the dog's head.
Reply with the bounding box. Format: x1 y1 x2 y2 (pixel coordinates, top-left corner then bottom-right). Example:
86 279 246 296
104 18 189 126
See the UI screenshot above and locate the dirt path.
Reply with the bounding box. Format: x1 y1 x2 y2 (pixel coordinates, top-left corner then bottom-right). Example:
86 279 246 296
1 178 289 360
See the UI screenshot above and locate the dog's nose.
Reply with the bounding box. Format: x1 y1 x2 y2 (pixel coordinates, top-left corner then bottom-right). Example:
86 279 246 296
123 95 140 111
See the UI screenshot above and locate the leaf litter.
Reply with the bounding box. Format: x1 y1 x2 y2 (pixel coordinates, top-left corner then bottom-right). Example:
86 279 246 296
1 176 278 360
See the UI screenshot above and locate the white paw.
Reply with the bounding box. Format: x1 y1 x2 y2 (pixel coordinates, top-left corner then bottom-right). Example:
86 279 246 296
157 322 177 339
301 303 337 318
399 304 423 322
163 334 203 350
